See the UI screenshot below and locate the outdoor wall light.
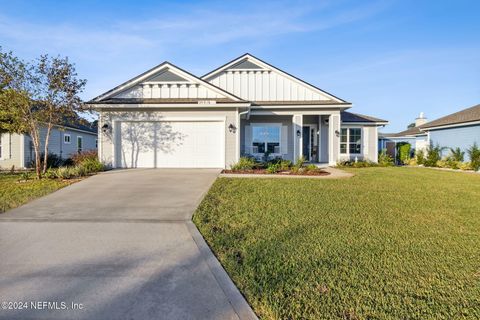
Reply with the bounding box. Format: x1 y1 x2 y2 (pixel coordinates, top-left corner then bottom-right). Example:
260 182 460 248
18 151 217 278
296 130 301 137
102 124 110 133
335 129 340 137
228 123 237 133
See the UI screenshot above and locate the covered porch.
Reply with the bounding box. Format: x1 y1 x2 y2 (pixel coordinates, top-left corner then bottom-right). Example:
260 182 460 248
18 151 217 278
239 111 341 166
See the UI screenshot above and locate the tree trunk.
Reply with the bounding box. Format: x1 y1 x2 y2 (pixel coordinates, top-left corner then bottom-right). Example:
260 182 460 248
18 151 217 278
42 124 52 174
29 125 41 179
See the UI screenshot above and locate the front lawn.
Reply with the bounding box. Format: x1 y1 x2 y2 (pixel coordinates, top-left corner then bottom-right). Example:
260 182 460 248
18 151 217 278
0 173 72 213
193 167 480 319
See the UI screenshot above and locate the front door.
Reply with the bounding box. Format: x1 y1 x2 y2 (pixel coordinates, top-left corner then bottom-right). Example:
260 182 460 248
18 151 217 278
302 126 310 161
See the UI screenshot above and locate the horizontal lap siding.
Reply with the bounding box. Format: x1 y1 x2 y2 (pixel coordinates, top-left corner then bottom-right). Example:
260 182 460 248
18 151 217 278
429 124 480 161
99 109 237 168
24 127 97 167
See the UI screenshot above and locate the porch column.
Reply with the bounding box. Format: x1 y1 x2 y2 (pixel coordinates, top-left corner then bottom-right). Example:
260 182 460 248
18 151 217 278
328 113 341 166
292 114 303 162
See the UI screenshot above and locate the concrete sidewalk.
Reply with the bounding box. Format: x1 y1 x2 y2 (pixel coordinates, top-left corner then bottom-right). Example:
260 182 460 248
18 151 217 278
0 169 257 320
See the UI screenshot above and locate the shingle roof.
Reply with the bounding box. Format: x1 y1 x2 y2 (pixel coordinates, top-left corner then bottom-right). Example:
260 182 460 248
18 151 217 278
387 126 425 137
341 111 388 123
252 100 349 106
420 104 480 129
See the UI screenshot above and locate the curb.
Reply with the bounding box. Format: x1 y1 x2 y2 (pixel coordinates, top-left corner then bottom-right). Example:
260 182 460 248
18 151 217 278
186 221 258 320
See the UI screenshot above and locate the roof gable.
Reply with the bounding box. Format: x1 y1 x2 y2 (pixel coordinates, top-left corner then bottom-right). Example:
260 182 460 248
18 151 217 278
202 53 348 104
91 62 243 103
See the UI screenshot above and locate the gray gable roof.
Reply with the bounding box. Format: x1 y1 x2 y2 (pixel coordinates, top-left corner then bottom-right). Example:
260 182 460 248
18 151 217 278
420 104 480 129
147 70 188 82
341 111 388 123
230 60 263 69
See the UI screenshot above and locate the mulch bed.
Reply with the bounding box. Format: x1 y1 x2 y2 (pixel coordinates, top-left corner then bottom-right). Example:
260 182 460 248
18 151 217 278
222 169 330 176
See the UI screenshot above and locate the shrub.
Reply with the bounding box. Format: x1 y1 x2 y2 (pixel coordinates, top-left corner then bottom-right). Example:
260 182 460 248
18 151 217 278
467 143 480 171
459 162 473 171
80 158 104 173
436 160 448 168
44 168 58 179
337 160 378 168
305 164 318 171
293 156 306 169
415 149 425 165
19 171 31 181
405 158 417 166
448 147 464 162
266 163 280 174
396 142 411 164
378 150 394 166
231 157 256 170
71 150 98 165
277 159 292 171
29 152 64 169
56 167 77 179
424 144 445 167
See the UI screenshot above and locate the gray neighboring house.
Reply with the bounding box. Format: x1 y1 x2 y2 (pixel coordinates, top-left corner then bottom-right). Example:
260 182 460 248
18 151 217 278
379 112 428 158
420 104 480 161
0 123 97 169
89 53 388 169
379 104 480 161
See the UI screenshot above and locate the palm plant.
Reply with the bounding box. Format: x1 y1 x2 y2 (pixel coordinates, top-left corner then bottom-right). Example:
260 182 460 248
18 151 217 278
467 143 480 171
424 143 445 167
449 147 464 162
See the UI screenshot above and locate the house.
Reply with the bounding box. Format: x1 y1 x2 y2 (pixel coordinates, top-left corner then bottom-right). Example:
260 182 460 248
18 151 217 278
379 112 428 158
0 123 97 169
420 104 480 160
88 54 388 169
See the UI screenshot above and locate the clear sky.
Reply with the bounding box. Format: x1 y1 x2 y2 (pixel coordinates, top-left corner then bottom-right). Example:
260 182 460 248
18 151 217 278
1 0 479 131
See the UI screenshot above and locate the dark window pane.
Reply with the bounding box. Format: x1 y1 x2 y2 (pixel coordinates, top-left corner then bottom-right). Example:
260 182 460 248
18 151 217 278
340 143 347 154
267 142 279 153
253 142 265 153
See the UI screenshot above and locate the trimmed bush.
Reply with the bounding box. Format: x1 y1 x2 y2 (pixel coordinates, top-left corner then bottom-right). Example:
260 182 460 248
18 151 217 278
415 150 425 165
29 152 64 169
80 158 104 173
396 142 411 164
266 163 280 174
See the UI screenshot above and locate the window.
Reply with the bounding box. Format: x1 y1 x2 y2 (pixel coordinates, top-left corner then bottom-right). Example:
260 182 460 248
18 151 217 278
252 125 280 154
64 134 71 144
77 136 83 153
340 128 362 154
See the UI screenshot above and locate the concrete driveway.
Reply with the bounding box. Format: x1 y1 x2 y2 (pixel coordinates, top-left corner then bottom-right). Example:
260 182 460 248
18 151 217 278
0 169 257 320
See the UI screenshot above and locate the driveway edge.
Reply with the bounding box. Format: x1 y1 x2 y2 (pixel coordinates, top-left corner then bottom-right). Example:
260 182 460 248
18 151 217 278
186 221 258 320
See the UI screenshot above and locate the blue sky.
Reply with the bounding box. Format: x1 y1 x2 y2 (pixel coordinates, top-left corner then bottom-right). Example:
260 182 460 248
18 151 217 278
1 0 479 131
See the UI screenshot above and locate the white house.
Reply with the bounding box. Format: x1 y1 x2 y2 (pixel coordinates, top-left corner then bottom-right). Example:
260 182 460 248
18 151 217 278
89 54 388 169
0 123 97 169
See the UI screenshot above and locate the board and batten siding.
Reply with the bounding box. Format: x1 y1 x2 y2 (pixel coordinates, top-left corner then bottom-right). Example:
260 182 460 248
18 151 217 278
99 108 237 168
0 133 23 169
429 124 480 161
206 70 333 102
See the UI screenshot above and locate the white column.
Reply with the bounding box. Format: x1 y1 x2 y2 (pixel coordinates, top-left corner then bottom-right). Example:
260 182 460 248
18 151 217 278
235 108 240 163
292 114 303 162
328 113 341 166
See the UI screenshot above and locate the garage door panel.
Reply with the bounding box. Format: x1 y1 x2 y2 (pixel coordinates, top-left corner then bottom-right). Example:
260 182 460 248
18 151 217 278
118 121 224 168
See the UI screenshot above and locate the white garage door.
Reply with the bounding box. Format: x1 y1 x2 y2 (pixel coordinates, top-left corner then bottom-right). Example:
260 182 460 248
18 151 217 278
117 121 225 168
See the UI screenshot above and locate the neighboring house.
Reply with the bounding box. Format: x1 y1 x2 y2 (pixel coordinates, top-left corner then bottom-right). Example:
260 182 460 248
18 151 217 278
0 123 97 169
420 104 480 161
379 113 428 158
88 53 388 169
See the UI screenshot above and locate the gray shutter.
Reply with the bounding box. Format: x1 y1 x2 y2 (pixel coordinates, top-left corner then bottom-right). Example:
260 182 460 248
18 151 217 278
244 125 251 155
281 125 288 155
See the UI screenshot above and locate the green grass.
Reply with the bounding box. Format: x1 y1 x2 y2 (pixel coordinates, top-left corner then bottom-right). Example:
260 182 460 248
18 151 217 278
193 167 480 319
0 173 72 213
